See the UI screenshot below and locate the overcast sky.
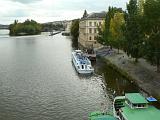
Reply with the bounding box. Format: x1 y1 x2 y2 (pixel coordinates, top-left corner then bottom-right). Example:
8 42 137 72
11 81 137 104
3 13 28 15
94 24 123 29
0 0 129 24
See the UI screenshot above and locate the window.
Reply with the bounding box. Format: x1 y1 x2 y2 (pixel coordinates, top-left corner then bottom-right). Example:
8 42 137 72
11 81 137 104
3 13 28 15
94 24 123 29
89 36 92 40
99 22 102 26
82 65 84 69
94 22 97 26
89 28 92 33
94 28 97 33
94 36 97 40
89 22 92 26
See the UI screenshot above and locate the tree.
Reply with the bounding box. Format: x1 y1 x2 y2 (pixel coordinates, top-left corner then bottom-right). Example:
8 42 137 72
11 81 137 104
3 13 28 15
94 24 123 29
143 0 160 72
9 19 42 36
124 0 144 62
71 19 79 39
97 7 123 46
97 22 106 45
138 0 145 15
109 12 125 53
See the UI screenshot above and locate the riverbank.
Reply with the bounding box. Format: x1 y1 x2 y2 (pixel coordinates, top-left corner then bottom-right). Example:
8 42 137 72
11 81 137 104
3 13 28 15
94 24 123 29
97 47 160 100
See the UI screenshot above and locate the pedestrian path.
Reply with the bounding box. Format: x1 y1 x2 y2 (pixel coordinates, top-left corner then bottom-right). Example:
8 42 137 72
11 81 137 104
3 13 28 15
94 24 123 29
98 47 160 99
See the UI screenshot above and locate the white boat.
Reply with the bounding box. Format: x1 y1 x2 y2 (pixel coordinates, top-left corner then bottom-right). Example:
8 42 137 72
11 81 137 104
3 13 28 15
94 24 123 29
72 50 94 74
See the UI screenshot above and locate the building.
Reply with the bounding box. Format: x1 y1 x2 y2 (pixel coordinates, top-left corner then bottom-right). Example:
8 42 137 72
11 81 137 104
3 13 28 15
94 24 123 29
78 11 106 49
64 20 72 32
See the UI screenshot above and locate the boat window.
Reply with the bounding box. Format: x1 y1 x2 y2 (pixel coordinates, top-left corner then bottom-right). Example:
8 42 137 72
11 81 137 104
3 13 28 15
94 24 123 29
133 104 137 107
82 65 84 69
85 65 87 69
138 104 142 107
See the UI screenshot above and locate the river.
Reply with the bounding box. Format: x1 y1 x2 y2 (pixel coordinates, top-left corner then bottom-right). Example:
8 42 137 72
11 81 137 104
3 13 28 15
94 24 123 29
0 30 139 120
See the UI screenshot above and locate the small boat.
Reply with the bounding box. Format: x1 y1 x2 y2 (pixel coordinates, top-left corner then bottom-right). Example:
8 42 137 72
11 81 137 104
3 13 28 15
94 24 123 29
89 111 117 120
49 31 61 36
72 50 94 74
62 32 71 36
113 93 160 120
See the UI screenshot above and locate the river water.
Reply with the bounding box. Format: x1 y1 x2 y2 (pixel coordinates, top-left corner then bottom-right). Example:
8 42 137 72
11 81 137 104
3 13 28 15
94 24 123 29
0 30 139 120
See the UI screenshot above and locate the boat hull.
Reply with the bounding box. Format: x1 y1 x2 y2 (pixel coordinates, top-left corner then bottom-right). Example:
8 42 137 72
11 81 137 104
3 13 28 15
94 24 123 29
113 96 125 119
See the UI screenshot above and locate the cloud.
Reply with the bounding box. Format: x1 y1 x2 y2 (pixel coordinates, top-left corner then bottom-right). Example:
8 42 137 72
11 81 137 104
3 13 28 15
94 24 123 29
0 0 129 24
10 0 42 4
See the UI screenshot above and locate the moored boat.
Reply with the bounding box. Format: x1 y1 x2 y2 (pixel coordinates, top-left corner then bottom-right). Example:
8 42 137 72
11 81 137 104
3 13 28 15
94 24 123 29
113 93 160 120
72 50 94 74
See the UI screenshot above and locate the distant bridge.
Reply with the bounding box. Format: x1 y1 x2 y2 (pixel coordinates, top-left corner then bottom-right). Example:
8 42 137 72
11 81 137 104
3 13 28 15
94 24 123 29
0 25 9 29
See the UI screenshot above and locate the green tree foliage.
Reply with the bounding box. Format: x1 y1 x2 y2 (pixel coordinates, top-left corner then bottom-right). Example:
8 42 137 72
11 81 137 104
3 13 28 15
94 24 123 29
109 12 125 53
71 19 79 39
9 19 42 36
124 0 144 62
143 0 160 72
97 7 123 46
97 0 160 72
138 0 145 15
97 22 106 45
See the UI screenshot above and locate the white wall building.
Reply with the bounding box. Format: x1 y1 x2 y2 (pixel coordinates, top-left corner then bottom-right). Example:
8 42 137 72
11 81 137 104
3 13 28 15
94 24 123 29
79 11 106 49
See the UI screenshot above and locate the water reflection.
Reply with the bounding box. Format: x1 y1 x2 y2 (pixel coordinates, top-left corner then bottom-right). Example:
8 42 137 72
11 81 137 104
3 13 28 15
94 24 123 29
0 31 159 120
95 58 139 98
71 38 78 50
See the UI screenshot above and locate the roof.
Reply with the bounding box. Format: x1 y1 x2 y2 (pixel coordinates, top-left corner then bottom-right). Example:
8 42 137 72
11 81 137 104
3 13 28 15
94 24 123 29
87 12 106 18
121 104 160 120
147 97 157 102
81 12 106 20
89 111 117 120
90 115 117 120
125 93 148 104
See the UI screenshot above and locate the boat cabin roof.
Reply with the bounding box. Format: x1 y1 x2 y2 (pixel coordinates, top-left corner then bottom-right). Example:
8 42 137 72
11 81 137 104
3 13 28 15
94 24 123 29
125 93 148 104
121 105 160 120
91 115 117 120
75 50 82 53
89 111 117 120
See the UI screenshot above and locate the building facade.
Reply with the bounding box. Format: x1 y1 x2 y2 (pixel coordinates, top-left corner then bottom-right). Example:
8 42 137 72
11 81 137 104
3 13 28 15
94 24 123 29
65 20 72 32
79 11 106 49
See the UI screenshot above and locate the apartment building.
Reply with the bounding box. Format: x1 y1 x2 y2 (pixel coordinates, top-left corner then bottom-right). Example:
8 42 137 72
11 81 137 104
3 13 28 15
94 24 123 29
79 11 106 49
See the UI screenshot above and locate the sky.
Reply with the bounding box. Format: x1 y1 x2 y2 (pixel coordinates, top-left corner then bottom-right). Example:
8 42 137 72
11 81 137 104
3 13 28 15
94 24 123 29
0 0 129 24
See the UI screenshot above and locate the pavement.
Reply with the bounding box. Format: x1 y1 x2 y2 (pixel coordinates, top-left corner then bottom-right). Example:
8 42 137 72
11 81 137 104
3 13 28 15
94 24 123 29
97 47 160 99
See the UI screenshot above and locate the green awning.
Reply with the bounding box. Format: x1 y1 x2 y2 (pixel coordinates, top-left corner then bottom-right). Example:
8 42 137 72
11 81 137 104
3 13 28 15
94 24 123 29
121 105 160 120
89 111 117 120
90 115 117 120
125 93 148 104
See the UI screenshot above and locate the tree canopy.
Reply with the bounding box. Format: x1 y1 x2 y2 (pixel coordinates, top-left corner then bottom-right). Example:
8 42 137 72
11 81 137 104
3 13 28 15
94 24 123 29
71 19 79 39
9 19 42 36
109 12 125 53
143 0 160 72
97 0 160 72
